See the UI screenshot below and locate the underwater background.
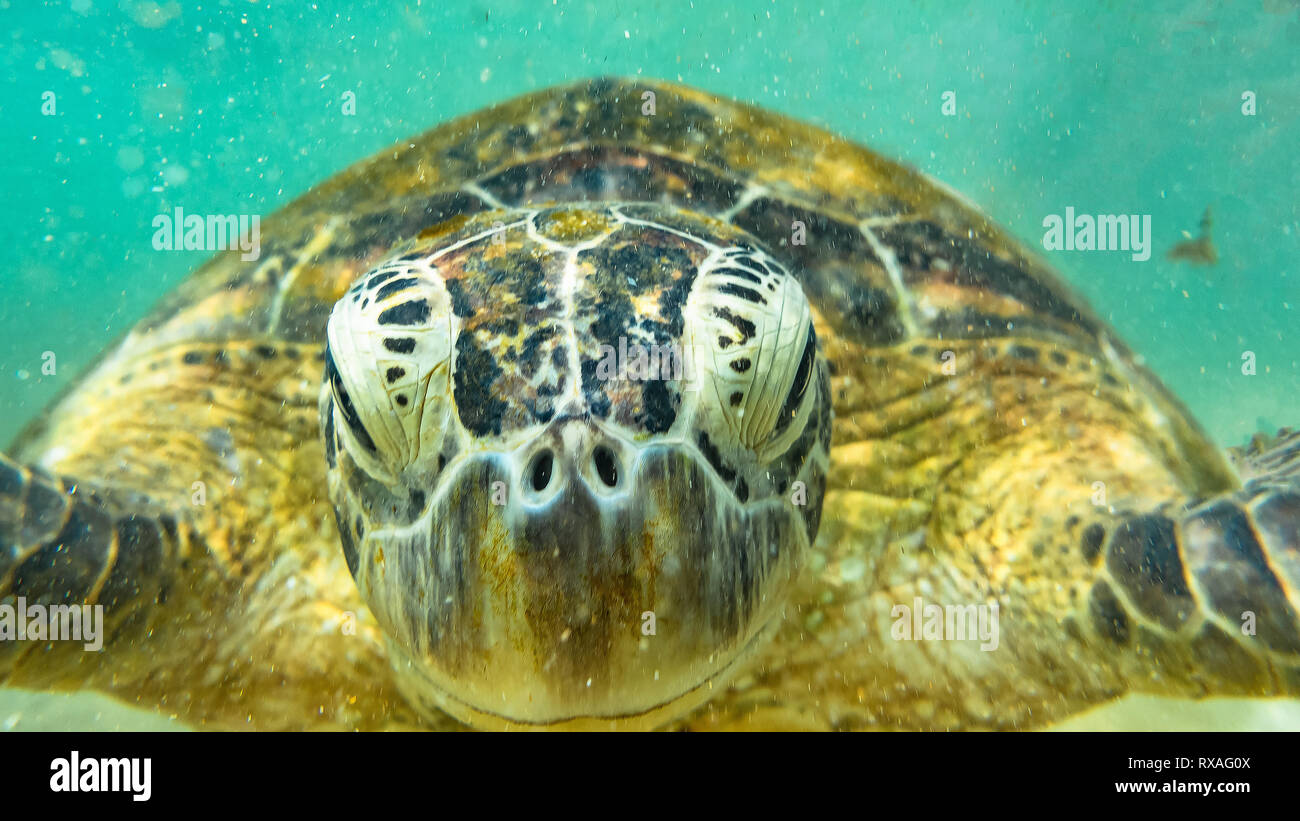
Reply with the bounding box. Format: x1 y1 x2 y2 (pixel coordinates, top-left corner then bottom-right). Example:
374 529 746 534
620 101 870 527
1 0 1296 729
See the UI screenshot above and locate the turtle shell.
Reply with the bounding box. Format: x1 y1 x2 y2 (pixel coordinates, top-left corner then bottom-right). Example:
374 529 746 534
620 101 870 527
15 76 1232 490
129 77 1097 351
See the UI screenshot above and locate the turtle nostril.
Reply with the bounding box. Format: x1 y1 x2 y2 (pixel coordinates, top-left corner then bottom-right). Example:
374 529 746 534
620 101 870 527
529 450 554 492
593 445 619 488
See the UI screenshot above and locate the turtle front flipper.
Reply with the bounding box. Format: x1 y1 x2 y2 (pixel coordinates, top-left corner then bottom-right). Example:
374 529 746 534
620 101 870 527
1153 428 1300 673
0 452 183 686
1064 429 1300 706
2 336 454 730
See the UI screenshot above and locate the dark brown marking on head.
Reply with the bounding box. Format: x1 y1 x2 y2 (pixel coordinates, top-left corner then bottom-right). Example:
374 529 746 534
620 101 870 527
711 307 756 344
452 332 508 437
377 299 431 326
366 270 401 290
375 277 423 302
443 278 477 318
715 282 767 305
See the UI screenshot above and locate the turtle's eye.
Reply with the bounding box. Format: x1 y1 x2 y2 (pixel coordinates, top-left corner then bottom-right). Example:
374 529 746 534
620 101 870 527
323 258 455 477
683 245 818 459
779 325 817 422
325 345 378 455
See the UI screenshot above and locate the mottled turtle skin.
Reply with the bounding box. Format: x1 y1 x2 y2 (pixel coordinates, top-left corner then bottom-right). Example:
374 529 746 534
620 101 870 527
3 77 1299 730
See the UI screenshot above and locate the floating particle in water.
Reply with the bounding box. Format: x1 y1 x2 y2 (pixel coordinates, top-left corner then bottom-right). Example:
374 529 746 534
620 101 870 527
16 369 31 381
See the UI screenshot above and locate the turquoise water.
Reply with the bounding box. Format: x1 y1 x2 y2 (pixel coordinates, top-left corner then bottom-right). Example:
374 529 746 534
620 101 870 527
1 0 1297 729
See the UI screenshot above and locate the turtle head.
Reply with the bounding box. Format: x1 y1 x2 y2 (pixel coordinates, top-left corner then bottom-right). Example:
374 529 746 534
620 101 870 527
320 205 830 729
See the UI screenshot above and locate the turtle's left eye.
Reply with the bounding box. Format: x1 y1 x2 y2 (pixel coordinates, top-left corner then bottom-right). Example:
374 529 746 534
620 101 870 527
324 258 456 476
326 344 379 455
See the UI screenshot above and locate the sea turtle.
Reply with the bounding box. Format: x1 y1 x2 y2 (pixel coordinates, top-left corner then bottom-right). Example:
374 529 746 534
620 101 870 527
1 78 1297 731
